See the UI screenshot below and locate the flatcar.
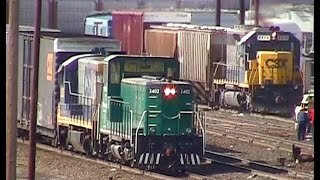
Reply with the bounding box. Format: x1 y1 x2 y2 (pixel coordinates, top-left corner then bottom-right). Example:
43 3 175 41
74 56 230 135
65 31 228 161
56 54 205 171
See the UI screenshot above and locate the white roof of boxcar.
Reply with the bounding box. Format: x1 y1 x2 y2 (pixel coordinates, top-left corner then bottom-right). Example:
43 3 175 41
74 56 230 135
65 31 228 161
6 24 61 33
57 54 101 73
53 38 121 53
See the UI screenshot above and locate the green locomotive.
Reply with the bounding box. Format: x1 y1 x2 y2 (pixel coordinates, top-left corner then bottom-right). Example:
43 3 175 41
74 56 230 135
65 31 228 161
57 55 205 171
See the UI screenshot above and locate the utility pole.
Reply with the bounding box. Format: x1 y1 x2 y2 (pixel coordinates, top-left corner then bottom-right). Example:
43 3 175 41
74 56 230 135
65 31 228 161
28 0 42 179
215 0 221 26
254 0 259 26
239 0 245 25
6 0 19 179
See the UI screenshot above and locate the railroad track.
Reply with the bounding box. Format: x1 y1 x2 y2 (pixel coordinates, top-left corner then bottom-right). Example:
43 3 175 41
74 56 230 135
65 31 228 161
198 105 294 124
17 139 313 180
17 139 207 180
205 115 294 133
204 150 314 180
206 124 314 155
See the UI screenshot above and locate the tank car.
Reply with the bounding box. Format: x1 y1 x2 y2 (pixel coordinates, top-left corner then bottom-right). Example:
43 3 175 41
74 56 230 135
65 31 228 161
56 55 205 171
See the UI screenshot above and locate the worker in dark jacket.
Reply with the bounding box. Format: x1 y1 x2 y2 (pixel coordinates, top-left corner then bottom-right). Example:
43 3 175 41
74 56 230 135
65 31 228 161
296 108 309 141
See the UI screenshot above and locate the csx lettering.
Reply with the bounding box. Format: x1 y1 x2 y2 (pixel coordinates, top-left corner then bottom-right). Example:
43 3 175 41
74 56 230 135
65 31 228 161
265 59 288 68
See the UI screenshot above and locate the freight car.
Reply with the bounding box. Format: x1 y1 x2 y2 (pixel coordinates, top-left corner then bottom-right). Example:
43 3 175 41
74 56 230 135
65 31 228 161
57 54 205 171
15 31 121 138
14 30 205 171
144 24 303 116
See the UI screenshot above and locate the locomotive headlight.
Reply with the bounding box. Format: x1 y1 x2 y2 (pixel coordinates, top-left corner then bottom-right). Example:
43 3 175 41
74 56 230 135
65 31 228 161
164 88 171 96
186 128 192 134
164 87 176 96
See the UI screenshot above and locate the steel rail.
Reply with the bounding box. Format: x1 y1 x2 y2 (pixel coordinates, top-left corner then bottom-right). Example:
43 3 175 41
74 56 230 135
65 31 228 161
205 150 314 180
207 124 314 149
198 105 294 124
206 115 293 131
18 140 210 180
205 112 293 128
18 140 182 180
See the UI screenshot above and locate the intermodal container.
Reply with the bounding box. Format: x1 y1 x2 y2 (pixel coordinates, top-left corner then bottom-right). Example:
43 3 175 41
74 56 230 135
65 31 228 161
112 11 144 55
16 32 121 133
84 12 113 37
144 29 178 57
112 11 192 55
178 27 227 89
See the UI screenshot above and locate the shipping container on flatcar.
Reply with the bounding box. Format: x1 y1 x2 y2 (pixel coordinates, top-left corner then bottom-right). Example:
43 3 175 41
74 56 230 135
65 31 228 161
145 24 191 57
177 26 227 102
6 25 61 97
144 28 178 57
84 12 112 37
112 11 191 55
16 32 121 137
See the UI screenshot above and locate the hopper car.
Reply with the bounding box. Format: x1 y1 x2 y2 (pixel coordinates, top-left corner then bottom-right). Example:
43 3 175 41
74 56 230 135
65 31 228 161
144 24 303 116
14 29 205 172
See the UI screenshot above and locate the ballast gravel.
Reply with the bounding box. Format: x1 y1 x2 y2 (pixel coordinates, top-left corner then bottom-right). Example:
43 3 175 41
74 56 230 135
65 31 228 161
206 134 314 176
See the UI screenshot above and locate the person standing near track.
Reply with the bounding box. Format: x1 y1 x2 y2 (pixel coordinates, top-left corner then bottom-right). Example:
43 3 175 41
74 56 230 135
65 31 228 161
309 104 314 143
296 107 310 141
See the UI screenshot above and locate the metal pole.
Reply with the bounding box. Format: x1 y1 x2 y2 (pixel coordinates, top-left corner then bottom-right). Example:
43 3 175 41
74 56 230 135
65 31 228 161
215 0 221 26
239 0 245 25
6 0 19 179
48 0 58 29
28 0 42 179
96 0 103 11
254 0 259 26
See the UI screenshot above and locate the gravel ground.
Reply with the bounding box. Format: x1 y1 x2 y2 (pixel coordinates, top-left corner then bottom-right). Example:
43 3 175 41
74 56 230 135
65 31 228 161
206 134 314 176
17 142 277 180
17 143 160 180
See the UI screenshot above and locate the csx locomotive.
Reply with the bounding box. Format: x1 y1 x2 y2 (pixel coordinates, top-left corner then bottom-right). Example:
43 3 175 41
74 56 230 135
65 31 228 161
57 54 205 171
212 27 303 116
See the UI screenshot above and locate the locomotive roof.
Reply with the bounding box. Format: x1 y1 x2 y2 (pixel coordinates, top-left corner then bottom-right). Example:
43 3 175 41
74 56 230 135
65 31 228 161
57 54 102 73
122 77 190 86
238 30 299 45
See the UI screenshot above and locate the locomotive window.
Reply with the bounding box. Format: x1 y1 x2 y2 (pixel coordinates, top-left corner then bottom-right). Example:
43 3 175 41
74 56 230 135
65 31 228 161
167 67 174 78
124 61 164 73
110 62 120 84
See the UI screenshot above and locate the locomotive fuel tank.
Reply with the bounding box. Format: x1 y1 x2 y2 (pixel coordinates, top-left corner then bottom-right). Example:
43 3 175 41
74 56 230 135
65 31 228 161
221 91 247 108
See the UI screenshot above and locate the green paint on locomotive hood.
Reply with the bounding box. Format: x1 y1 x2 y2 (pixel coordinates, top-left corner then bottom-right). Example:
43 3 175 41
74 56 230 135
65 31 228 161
120 77 194 136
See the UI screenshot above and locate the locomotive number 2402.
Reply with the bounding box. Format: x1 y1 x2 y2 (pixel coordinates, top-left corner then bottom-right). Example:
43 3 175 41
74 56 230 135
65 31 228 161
149 88 160 94
180 89 191 94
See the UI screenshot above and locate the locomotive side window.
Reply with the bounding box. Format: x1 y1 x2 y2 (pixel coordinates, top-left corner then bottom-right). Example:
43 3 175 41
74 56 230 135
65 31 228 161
110 62 120 84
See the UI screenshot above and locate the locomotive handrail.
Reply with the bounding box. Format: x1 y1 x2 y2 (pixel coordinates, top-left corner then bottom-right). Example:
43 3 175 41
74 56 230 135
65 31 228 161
196 111 206 155
130 110 133 147
64 81 94 99
135 110 147 154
